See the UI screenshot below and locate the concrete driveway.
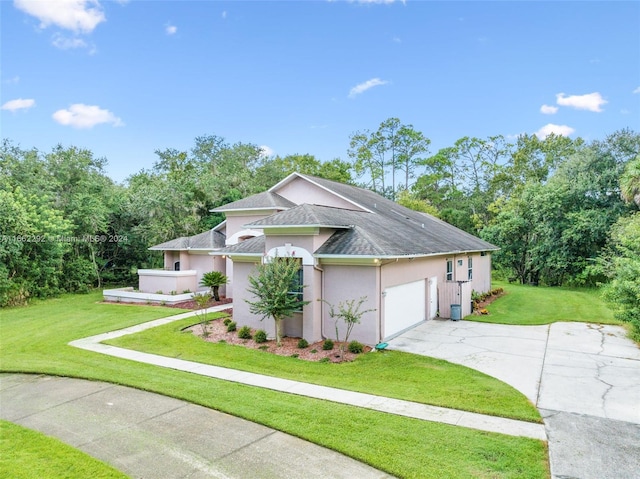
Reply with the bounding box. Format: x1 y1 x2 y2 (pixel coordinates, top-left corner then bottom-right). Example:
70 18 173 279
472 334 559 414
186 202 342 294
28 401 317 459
388 319 640 479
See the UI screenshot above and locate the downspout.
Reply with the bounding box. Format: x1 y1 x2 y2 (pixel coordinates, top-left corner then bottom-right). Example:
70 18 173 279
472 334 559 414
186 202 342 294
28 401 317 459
314 263 326 339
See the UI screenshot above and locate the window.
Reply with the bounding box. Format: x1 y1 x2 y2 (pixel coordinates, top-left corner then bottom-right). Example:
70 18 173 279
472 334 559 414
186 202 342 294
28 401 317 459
446 259 453 281
287 258 304 310
174 261 180 271
468 257 473 280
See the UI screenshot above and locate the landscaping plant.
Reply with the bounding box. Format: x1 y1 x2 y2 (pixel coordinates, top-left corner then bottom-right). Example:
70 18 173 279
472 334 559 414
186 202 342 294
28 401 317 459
200 271 229 301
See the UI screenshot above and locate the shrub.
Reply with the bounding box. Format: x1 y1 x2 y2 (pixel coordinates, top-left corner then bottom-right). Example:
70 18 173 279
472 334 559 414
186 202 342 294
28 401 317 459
290 353 299 358
223 318 232 326
322 338 334 350
254 330 268 343
310 349 318 354
226 321 237 332
319 357 330 363
348 340 364 354
237 325 252 339
297 338 309 349
258 345 268 351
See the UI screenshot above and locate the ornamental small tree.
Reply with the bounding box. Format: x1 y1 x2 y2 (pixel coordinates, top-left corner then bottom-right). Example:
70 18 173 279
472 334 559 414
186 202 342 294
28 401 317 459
192 292 212 337
321 296 375 361
245 255 309 346
200 271 228 301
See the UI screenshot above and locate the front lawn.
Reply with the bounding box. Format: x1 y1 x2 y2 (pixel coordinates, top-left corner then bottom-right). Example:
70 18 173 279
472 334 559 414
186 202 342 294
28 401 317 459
0 292 549 479
0 420 129 479
108 314 541 422
468 281 617 325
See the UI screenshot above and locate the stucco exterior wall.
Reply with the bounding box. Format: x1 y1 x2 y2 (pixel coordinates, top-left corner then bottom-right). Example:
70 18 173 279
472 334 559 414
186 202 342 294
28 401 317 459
138 270 198 294
225 213 273 239
188 253 216 292
322 264 379 345
276 179 364 211
229 260 272 335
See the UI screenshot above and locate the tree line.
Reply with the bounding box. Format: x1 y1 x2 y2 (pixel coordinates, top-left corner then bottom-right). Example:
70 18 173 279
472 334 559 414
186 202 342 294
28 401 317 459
1 125 639 337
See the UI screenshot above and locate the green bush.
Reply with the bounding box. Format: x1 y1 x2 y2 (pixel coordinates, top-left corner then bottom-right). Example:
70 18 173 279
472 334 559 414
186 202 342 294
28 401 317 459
297 338 309 349
319 357 330 363
226 321 237 332
223 318 232 326
254 329 268 343
237 325 252 339
290 353 299 358
348 340 364 354
322 338 334 350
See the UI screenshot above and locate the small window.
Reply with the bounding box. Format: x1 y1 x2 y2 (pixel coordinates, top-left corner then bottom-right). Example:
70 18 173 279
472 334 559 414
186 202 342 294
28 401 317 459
468 257 473 280
446 259 453 281
287 258 304 311
480 251 487 257
174 261 180 271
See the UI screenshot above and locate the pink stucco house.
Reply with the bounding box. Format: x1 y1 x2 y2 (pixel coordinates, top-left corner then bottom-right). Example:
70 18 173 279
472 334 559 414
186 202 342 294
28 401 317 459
142 173 498 345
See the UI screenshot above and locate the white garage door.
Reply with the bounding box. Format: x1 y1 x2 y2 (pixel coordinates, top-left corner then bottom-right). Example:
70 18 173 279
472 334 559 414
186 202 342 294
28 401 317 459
383 279 426 339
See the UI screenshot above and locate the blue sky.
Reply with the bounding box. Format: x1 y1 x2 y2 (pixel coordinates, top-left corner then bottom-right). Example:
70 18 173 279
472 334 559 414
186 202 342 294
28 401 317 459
2 0 639 183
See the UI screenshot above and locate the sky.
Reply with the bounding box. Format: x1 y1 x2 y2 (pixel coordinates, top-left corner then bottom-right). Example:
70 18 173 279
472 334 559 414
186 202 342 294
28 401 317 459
2 0 639 183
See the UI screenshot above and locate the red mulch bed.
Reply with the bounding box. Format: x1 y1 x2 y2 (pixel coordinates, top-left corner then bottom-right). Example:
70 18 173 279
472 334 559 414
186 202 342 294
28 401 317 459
186 309 371 363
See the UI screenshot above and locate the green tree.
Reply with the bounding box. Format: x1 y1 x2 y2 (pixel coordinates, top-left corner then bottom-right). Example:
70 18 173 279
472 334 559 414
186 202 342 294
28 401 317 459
348 118 429 199
601 213 640 340
620 156 640 207
245 256 309 346
200 271 228 301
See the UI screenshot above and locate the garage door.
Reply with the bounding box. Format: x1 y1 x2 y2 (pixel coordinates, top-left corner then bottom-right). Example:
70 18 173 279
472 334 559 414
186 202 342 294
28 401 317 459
383 279 426 339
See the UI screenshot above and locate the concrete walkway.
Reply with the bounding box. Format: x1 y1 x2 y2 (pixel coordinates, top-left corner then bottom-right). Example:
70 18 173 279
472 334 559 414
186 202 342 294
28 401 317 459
0 373 392 479
388 319 640 479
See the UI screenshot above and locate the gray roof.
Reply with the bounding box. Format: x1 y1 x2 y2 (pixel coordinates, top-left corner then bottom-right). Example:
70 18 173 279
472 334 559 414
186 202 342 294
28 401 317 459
249 174 498 257
149 229 226 251
215 235 265 255
211 191 296 212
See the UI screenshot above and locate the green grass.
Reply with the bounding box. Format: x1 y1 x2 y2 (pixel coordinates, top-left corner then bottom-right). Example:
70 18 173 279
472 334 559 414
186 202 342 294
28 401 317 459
0 292 549 479
0 420 129 479
108 314 541 422
468 281 618 325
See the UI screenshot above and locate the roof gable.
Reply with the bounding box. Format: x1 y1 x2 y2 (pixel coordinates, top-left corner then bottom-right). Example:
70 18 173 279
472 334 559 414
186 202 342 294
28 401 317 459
149 228 226 251
211 191 296 212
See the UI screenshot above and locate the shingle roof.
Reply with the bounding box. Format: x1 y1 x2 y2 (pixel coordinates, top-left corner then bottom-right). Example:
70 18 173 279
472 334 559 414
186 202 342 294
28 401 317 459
211 191 296 212
217 235 265 255
149 229 226 251
248 174 498 257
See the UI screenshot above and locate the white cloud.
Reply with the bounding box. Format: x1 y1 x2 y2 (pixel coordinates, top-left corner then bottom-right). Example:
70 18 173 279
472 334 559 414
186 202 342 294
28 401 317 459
1 98 35 112
633 87 640 94
14 0 106 34
165 24 177 35
348 78 389 98
221 11 227 19
52 103 123 129
259 145 274 158
5 76 20 84
52 32 88 50
556 92 607 112
535 123 575 139
540 104 558 115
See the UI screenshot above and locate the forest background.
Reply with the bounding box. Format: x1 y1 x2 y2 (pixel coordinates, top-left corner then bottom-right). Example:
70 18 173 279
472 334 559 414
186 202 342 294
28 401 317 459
1 122 638 335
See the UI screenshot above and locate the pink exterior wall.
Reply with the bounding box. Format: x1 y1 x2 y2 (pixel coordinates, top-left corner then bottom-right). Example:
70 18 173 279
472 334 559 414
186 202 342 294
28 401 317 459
226 212 275 238
322 264 379 345
188 253 215 292
230 261 271 334
276 179 365 211
138 270 198 294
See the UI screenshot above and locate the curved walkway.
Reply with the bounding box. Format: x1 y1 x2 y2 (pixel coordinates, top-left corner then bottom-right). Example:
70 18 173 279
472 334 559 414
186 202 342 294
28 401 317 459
388 319 640 479
0 373 391 479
